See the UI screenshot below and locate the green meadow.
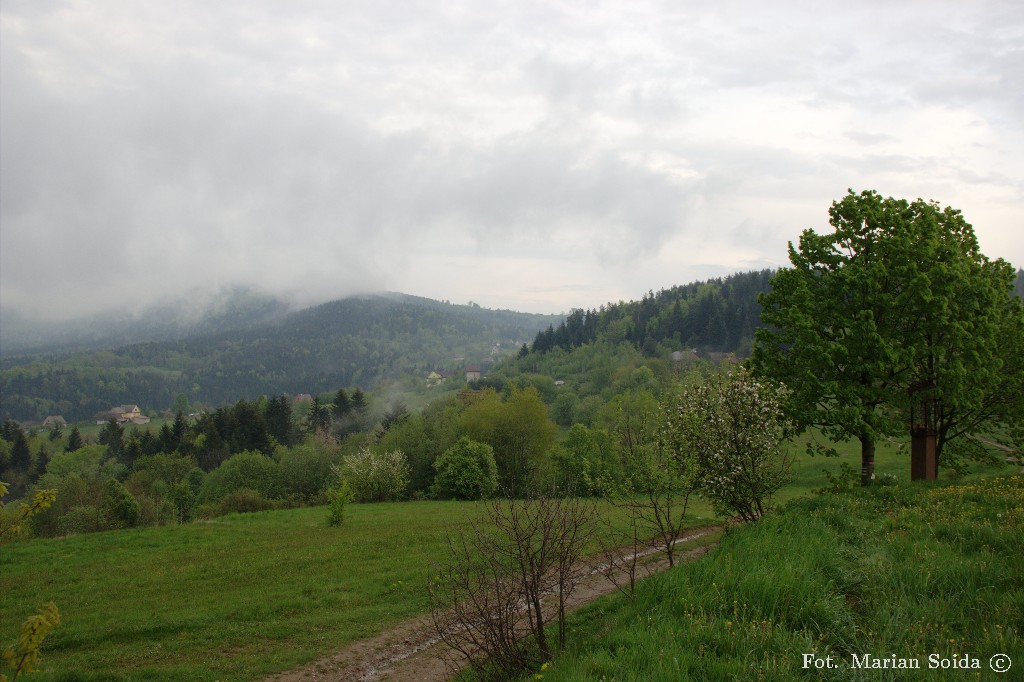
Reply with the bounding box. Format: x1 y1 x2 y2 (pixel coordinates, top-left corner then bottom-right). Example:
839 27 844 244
3 502 470 681
0 440 1000 681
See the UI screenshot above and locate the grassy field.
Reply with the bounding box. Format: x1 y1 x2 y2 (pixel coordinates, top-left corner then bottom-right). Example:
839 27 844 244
513 472 1023 681
3 495 679 681
0 438 992 680
2 501 473 681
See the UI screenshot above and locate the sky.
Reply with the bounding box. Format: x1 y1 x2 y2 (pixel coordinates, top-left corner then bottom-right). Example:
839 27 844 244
2 0 1022 319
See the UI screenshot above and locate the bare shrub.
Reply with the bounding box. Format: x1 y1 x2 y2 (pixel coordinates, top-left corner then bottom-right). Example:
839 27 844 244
428 494 596 679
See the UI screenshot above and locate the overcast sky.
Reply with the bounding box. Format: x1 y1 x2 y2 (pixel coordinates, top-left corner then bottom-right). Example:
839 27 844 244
2 1 1022 319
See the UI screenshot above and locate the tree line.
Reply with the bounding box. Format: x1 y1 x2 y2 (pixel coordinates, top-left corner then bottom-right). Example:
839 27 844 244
528 270 773 356
0 295 557 423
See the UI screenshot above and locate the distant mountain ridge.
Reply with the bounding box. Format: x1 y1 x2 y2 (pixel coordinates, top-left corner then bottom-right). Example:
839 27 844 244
0 287 293 357
0 292 561 422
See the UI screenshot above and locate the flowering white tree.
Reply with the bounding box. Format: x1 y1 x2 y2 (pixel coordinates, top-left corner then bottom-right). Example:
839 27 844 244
666 367 793 522
333 447 409 502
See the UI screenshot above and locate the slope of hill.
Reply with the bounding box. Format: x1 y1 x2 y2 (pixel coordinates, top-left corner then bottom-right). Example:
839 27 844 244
529 269 774 357
0 293 561 422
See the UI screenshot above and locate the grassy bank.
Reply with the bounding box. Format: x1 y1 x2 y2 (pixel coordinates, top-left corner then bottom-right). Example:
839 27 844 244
521 474 1023 681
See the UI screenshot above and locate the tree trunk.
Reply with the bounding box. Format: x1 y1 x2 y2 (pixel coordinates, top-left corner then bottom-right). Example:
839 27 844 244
860 435 875 486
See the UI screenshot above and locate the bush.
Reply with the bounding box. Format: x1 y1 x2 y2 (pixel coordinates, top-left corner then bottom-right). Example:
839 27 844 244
197 451 281 505
55 505 108 535
326 480 354 526
334 447 409 502
277 444 337 501
102 478 140 529
431 437 499 500
550 425 620 496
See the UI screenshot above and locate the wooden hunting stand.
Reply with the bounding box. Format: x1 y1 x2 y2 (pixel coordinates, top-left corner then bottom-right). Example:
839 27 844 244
908 380 939 481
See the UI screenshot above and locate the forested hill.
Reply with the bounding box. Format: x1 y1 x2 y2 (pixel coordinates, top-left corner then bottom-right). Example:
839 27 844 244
0 293 560 422
529 269 774 356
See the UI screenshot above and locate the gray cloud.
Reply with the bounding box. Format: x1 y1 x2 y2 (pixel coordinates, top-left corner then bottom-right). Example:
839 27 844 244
2 0 1022 318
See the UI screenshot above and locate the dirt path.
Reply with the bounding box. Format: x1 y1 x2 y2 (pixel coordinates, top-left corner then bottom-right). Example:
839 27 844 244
263 527 721 682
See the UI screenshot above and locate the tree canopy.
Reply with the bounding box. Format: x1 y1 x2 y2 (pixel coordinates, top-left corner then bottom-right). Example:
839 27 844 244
753 189 1022 484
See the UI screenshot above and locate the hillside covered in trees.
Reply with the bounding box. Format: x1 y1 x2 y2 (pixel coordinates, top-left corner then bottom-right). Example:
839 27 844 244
0 294 559 422
529 269 774 356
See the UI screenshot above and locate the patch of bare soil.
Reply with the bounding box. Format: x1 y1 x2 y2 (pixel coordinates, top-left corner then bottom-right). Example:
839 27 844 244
263 526 721 682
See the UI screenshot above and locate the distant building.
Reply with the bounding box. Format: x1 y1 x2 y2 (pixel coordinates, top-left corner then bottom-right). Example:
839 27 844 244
95 404 150 425
426 370 452 386
465 365 482 382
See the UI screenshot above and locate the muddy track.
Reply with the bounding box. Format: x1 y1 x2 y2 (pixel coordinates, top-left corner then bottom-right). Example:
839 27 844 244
263 526 721 682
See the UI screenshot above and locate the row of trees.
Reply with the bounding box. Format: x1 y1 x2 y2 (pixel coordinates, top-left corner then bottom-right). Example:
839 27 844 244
4 358 779 539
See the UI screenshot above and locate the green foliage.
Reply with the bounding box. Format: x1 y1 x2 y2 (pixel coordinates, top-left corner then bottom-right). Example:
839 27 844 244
593 388 660 479
528 270 772 356
668 367 793 522
1 602 61 681
374 408 459 495
25 445 127 537
9 429 31 472
43 444 124 481
101 478 141 529
54 505 109 535
0 481 56 545
125 453 201 524
550 424 620 496
334 447 410 503
325 479 353 526
461 386 557 496
201 488 280 518
431 437 499 500
276 444 337 502
754 189 1022 484
197 451 281 505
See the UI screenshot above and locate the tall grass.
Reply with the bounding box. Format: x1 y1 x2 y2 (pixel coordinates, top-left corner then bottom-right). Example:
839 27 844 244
526 475 1023 681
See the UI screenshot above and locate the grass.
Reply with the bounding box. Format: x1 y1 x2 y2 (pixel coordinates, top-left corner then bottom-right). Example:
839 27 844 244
0 497 662 681
2 502 472 681
516 473 1023 681
1 437 1006 680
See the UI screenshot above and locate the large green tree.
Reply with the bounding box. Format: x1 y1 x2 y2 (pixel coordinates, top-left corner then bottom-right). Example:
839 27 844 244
461 387 557 496
753 190 1021 485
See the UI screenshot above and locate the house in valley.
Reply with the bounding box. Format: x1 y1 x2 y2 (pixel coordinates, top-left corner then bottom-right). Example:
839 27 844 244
95 404 150 425
426 370 452 386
